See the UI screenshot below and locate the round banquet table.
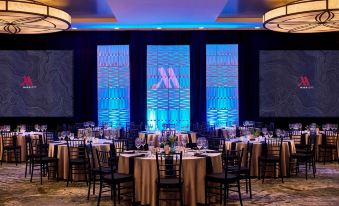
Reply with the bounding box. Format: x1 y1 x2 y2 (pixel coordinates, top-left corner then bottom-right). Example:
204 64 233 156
225 139 296 177
48 140 112 180
118 151 222 206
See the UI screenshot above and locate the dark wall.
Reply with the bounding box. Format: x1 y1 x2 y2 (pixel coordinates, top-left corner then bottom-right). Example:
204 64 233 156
0 30 338 128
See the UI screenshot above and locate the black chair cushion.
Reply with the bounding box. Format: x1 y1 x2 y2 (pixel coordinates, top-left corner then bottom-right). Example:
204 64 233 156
157 177 183 187
103 173 134 184
206 172 237 183
259 156 280 162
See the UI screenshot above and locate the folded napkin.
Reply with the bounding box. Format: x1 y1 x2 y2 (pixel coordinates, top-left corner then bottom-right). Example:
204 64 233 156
122 151 135 154
206 150 220 154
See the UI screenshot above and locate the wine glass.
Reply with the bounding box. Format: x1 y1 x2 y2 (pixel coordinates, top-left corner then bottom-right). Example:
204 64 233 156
262 128 268 137
140 138 146 150
197 138 204 152
275 129 281 138
99 129 104 139
69 133 74 140
202 138 208 153
135 138 142 152
181 136 187 148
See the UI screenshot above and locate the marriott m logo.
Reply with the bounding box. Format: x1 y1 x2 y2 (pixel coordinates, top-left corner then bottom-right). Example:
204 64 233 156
152 67 180 89
20 75 37 89
297 75 313 89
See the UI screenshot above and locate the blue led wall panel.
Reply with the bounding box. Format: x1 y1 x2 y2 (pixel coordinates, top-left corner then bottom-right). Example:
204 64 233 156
147 45 190 131
97 45 130 128
206 44 239 127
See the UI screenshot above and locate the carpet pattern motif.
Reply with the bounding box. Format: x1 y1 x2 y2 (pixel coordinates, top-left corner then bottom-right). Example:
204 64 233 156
0 163 339 206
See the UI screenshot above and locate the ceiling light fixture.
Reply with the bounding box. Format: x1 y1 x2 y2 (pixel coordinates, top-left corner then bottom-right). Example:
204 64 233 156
0 0 71 34
263 0 339 33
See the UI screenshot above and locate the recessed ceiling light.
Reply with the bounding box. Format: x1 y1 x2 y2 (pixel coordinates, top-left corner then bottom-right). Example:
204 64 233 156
114 27 120 30
71 27 77 30
198 27 204 29
254 26 261 29
156 27 162 30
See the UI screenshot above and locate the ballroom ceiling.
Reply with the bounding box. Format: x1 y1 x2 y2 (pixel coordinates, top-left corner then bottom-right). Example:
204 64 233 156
47 0 295 30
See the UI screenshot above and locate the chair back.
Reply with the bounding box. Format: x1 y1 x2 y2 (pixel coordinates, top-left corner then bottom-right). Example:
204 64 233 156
323 130 338 146
28 136 47 159
262 137 283 159
245 142 254 169
43 131 55 144
289 129 303 145
96 149 112 172
1 131 17 148
207 137 225 151
156 152 182 183
222 148 244 179
66 139 86 161
111 139 127 154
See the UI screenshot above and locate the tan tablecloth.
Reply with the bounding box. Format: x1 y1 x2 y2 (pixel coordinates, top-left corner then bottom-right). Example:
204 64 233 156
225 140 295 177
118 152 222 206
48 141 111 180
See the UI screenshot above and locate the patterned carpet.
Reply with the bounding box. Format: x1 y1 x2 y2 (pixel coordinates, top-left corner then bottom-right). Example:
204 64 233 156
1 162 339 206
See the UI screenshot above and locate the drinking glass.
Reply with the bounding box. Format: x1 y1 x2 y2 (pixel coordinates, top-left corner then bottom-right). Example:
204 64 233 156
135 138 142 152
262 128 268 137
202 138 208 153
197 138 204 152
99 129 104 139
181 136 187 148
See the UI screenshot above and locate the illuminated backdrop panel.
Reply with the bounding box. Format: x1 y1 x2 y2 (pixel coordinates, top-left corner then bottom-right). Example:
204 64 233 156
97 45 130 127
206 44 239 127
147 45 190 131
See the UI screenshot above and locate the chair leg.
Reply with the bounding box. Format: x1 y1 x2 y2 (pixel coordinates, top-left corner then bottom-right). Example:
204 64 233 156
30 160 34 182
262 162 266 183
249 175 252 199
40 162 43 184
305 161 308 180
132 179 135 205
180 186 184 206
87 172 91 200
97 181 103 206
280 162 284 183
323 148 327 165
14 149 18 166
118 183 121 204
237 180 243 206
113 184 117 206
313 158 316 178
93 174 96 195
205 178 208 205
25 159 29 178
67 164 71 187
156 185 160 206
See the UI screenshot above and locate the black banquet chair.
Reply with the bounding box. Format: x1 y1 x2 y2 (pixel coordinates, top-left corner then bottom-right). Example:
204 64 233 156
66 139 88 186
259 137 284 183
96 149 135 206
1 132 21 165
28 136 58 184
205 148 244 206
155 151 184 206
